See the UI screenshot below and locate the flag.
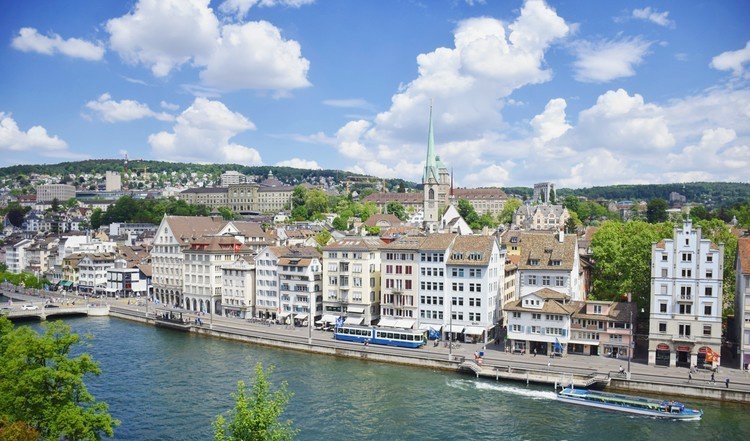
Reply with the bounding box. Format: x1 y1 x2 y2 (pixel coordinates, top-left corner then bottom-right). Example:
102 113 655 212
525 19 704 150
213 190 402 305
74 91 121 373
335 317 345 329
554 337 563 353
428 327 440 340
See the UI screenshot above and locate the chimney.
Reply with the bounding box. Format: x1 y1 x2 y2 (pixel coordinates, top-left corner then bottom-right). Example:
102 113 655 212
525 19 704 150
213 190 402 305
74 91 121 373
558 229 564 243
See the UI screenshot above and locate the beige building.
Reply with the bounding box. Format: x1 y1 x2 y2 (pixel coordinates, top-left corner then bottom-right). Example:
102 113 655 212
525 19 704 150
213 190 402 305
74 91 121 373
323 237 385 325
379 235 426 326
221 256 256 319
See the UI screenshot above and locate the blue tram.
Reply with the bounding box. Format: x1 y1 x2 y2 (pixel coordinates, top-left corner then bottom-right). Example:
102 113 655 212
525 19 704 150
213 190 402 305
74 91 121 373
334 324 427 348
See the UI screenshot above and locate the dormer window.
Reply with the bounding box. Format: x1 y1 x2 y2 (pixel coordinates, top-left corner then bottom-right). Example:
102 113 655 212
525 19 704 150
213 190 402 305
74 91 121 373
550 260 561 266
529 259 540 266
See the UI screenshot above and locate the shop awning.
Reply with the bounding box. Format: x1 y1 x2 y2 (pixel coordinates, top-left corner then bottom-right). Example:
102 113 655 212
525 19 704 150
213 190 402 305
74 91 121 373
419 323 442 331
378 318 398 327
464 326 485 336
344 316 364 325
61 280 73 287
320 314 339 323
395 319 415 329
278 312 291 318
347 306 365 314
294 313 308 320
446 325 465 333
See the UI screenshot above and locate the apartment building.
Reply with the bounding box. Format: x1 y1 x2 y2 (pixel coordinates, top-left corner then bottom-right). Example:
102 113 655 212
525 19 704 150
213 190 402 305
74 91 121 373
736 237 750 371
379 236 426 329
221 256 256 319
278 247 322 325
648 220 724 368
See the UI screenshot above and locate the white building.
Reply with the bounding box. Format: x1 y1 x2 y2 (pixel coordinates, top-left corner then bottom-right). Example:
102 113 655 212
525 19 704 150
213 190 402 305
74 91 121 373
105 259 148 298
278 248 322 326
6 238 33 274
648 220 724 368
105 171 122 192
512 204 570 231
36 184 75 203
505 289 574 355
222 256 256 319
416 234 456 335
444 235 505 344
77 253 116 295
255 246 288 321
736 237 750 371
322 237 385 325
515 231 582 301
221 171 246 187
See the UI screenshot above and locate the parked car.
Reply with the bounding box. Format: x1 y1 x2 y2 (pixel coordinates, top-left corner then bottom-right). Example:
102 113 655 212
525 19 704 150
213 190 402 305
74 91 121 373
21 304 39 310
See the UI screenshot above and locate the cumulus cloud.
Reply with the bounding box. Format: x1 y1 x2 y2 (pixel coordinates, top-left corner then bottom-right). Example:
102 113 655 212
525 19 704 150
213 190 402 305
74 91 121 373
572 36 652 83
148 98 262 165
322 99 373 110
198 21 310 91
462 163 511 188
275 158 321 169
161 101 180 111
0 113 67 152
325 0 568 182
11 27 104 61
710 41 750 78
106 0 310 92
219 0 314 18
632 7 674 27
666 128 749 175
85 93 174 122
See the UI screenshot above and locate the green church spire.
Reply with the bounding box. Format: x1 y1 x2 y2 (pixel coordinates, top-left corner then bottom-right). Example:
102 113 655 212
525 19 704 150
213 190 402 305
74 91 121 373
423 104 439 183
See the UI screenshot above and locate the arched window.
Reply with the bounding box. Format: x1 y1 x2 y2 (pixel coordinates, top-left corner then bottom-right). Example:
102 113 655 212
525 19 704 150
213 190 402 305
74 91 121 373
428 188 435 200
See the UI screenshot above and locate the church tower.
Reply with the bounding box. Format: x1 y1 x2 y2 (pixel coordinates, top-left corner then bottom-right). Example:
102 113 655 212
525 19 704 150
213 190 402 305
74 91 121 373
423 106 450 231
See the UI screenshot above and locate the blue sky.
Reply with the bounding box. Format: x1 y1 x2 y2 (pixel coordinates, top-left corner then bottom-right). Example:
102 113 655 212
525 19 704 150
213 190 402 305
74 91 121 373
1 0 749 188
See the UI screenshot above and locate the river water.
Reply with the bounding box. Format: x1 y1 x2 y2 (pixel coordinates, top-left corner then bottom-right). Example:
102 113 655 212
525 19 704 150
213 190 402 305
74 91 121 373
15 316 750 440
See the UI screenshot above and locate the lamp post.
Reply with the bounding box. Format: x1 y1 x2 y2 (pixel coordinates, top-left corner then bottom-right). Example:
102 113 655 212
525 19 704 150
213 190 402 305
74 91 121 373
627 306 634 379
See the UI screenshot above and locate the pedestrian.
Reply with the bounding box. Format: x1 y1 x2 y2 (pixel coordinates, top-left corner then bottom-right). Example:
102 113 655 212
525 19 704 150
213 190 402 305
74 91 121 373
711 372 715 384
533 348 537 357
725 378 730 388
688 372 692 383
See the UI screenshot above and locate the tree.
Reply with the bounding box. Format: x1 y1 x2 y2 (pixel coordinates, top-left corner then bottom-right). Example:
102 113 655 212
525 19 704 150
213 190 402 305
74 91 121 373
385 202 406 221
457 199 479 226
549 189 556 205
217 207 238 221
90 208 104 229
3 202 29 227
213 363 297 441
331 216 349 231
50 198 61 213
498 198 522 225
314 230 331 247
646 198 669 223
304 190 329 217
689 205 711 221
590 220 674 313
291 186 307 212
0 317 119 440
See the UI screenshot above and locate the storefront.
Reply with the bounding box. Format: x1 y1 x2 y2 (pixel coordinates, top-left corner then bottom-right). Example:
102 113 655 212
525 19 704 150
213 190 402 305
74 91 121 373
676 345 691 368
655 343 670 366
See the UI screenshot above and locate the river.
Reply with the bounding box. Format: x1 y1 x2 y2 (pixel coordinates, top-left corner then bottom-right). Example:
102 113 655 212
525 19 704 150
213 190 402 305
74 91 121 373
14 316 750 440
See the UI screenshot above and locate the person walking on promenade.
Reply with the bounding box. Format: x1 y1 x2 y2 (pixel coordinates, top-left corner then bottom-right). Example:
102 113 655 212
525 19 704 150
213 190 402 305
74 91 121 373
711 372 715 385
688 372 692 383
533 348 537 357
725 378 730 388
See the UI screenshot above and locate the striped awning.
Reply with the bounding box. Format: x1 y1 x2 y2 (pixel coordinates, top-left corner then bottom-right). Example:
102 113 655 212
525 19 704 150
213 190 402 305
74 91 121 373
344 316 364 325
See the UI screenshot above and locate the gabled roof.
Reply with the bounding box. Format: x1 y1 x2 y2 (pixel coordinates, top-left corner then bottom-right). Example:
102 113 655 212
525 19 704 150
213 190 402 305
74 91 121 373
325 236 385 251
163 216 226 243
738 237 750 275
419 233 457 251
516 231 576 270
447 235 497 265
382 235 427 250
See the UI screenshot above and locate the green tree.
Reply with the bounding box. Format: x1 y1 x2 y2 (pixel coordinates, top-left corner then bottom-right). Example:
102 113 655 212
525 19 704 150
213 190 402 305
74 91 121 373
689 205 711 221
3 202 29 227
457 199 479 226
590 220 674 313
331 216 349 231
385 202 406 221
304 190 329 217
646 198 669 223
563 195 579 213
291 186 307 212
498 198 522 225
217 207 238 221
549 189 556 204
89 208 104 229
213 363 297 441
50 198 61 213
0 317 119 440
314 229 331 247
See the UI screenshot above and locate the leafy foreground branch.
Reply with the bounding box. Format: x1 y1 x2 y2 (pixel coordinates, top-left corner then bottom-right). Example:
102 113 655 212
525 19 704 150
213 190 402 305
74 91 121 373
214 363 298 441
0 316 119 440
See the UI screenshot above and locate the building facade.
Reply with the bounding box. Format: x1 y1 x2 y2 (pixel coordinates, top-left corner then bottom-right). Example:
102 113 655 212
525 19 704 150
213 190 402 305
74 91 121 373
648 220 724 368
221 256 256 319
36 184 76 203
278 248 322 326
734 236 750 371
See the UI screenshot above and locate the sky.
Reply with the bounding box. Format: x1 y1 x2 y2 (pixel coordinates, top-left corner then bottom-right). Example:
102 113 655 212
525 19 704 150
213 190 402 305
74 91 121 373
1 0 749 189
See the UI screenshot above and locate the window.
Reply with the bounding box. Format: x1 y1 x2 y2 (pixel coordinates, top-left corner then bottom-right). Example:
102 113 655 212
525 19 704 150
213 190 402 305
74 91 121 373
704 304 712 316
555 276 564 287
532 313 541 320
705 287 713 297
528 275 537 285
679 324 691 337
681 253 692 262
529 259 540 266
550 260 561 266
661 254 668 261
512 312 521 318
679 304 692 315
660 302 667 313
680 286 692 298
705 270 712 278
511 324 522 332
681 269 692 277
661 269 668 277
703 325 711 337
706 254 713 262
542 276 550 286
658 322 667 333
593 305 602 314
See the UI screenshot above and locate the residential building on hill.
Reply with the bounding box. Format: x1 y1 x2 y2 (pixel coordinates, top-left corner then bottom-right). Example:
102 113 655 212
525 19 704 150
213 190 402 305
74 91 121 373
36 184 75 203
648 219 724 368
512 204 570 231
514 231 582 302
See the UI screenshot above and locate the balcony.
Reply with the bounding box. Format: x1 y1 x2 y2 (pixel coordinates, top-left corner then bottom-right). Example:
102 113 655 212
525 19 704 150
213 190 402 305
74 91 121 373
672 334 694 342
678 294 693 302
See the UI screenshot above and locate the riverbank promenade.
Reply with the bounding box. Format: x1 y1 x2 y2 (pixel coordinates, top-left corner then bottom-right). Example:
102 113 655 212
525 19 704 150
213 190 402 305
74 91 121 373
4 288 750 403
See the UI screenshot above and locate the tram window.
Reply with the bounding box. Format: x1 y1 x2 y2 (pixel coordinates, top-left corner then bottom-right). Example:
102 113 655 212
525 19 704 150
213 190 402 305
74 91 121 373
387 333 394 339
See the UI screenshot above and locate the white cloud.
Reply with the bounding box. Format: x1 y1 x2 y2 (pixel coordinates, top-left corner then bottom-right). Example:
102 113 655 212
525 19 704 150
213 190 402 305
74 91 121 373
329 0 568 182
531 98 571 143
219 0 314 18
106 0 310 92
666 128 750 174
107 0 219 77
462 163 511 188
148 97 261 165
710 41 750 78
85 93 174 122
572 36 652 83
160 101 180 111
322 99 373 110
0 113 67 152
632 7 674 27
11 27 104 61
198 21 311 91
275 158 321 169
